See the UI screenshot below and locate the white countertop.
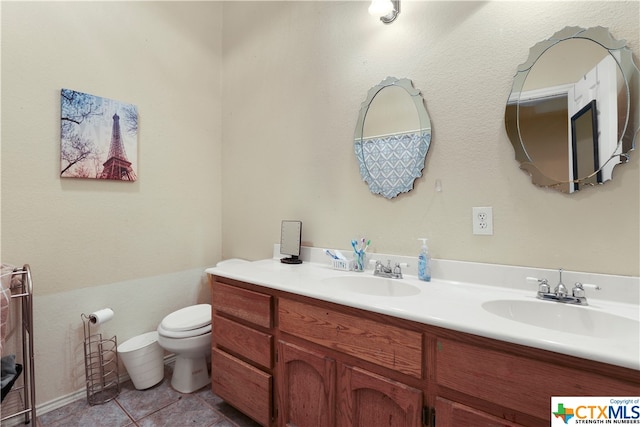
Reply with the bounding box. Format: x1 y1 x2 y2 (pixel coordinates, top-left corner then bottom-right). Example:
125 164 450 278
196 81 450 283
206 253 640 371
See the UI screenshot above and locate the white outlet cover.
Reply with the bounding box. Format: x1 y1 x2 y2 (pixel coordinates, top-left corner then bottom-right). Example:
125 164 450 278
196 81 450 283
473 207 493 235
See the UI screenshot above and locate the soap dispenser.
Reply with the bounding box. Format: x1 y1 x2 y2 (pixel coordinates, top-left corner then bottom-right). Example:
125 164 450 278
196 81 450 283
418 238 431 282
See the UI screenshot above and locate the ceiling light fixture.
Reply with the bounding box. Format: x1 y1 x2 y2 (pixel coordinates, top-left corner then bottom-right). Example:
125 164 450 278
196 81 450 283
369 0 400 24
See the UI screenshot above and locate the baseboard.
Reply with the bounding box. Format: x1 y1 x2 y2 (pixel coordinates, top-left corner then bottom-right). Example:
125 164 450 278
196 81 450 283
35 354 177 418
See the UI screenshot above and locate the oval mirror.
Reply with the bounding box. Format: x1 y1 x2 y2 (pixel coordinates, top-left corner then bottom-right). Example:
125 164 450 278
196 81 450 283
505 26 639 193
354 77 432 199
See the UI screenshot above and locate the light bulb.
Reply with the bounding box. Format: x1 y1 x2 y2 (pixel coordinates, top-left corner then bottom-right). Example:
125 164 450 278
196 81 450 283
368 0 394 17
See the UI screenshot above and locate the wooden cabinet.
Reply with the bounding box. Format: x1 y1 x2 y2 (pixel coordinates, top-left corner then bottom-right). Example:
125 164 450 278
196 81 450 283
278 297 424 427
211 348 272 425
277 337 423 427
211 278 274 426
279 298 422 378
433 334 640 426
339 364 423 427
212 280 272 328
210 275 640 427
277 340 336 427
435 397 524 427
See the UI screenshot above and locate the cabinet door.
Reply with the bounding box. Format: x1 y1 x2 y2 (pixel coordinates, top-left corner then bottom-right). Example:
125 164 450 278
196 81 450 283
339 364 422 427
277 340 336 427
436 397 525 427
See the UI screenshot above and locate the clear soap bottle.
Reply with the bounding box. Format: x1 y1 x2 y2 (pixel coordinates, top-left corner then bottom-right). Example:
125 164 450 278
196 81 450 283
418 238 431 282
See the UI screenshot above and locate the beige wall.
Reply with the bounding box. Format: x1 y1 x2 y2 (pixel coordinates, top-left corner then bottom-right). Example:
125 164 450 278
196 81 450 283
1 1 222 404
221 1 639 277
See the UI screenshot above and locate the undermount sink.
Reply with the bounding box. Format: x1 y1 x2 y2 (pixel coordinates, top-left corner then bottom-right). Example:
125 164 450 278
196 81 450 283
482 299 639 339
322 276 421 297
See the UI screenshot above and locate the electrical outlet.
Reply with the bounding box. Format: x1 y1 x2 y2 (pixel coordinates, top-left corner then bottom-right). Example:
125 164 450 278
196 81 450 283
473 207 493 235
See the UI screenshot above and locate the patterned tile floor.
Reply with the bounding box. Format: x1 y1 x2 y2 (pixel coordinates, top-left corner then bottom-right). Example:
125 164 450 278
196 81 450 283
35 365 261 427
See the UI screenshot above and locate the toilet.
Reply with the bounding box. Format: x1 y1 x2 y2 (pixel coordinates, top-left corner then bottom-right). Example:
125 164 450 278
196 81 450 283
157 304 212 393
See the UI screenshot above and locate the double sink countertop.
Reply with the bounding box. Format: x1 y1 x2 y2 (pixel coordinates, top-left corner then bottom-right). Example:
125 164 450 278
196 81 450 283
206 249 640 371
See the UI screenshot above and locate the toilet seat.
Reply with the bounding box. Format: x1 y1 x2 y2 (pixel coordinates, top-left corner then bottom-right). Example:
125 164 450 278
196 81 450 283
158 304 211 338
160 304 211 331
158 323 211 339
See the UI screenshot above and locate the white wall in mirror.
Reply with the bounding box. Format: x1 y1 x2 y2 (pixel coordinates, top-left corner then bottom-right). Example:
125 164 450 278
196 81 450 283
363 85 420 138
523 39 607 90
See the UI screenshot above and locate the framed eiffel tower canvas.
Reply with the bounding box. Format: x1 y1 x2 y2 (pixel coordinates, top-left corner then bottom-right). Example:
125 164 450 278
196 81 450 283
60 89 138 181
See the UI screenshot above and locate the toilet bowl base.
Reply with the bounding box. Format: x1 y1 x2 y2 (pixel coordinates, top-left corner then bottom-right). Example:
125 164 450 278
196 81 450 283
171 355 210 393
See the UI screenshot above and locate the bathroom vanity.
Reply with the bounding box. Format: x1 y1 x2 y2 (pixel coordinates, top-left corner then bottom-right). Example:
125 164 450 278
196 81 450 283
207 256 639 427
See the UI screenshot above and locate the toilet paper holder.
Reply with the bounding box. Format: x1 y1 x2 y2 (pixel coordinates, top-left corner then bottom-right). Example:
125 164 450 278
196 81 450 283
81 311 119 405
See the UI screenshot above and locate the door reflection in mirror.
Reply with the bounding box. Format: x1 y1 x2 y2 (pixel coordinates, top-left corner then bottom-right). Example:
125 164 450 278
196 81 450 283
571 100 600 192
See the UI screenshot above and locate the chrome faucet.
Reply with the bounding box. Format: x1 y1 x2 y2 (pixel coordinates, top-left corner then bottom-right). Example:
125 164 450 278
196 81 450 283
374 260 403 279
530 268 600 306
554 268 568 298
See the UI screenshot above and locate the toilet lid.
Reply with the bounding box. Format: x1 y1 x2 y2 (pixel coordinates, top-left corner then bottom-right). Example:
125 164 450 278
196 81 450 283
161 304 211 332
158 323 211 339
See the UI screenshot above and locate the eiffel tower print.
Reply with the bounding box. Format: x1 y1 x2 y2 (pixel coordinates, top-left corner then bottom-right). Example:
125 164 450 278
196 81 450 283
101 112 137 181
60 89 138 180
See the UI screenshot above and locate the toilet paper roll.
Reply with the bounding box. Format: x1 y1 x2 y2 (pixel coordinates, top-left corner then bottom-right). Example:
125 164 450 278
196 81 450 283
89 308 114 325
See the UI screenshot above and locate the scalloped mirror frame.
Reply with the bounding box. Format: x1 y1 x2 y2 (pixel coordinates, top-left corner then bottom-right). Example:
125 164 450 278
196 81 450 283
354 77 432 199
505 26 639 193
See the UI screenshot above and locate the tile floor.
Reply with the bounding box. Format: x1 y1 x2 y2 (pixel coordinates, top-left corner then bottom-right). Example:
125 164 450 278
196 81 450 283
35 365 261 427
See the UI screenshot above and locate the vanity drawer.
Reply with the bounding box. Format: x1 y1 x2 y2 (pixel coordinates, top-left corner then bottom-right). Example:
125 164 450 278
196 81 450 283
214 314 273 369
436 338 640 421
279 298 422 378
212 280 272 329
212 348 272 426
